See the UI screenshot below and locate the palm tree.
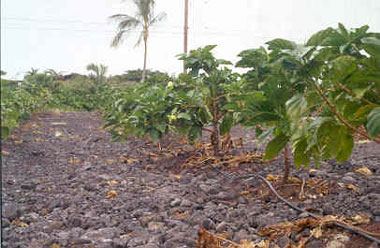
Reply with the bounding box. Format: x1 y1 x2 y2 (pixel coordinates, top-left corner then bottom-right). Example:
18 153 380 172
25 68 39 77
109 0 166 82
44 69 65 80
86 63 108 84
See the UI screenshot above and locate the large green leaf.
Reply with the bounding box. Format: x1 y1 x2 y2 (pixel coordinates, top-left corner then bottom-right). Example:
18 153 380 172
361 37 380 57
330 56 357 82
263 133 289 160
366 107 380 139
306 27 334 46
219 113 233 136
336 133 354 162
293 138 310 168
266 39 297 50
1 126 10 140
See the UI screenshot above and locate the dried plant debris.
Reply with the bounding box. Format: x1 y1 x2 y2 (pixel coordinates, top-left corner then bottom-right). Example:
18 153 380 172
197 213 379 248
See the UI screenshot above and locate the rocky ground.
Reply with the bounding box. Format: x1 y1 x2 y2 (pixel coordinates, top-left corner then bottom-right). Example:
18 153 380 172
1 111 380 248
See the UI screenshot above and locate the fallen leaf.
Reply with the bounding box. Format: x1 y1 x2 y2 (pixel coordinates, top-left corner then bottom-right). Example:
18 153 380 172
2 151 10 156
69 158 82 164
289 176 302 184
311 226 323 238
357 139 370 144
11 220 28 227
349 214 371 225
50 243 61 248
266 174 280 181
55 131 64 137
106 190 117 199
34 138 44 142
346 184 360 193
120 156 138 164
41 209 49 216
106 159 115 164
355 167 372 176
51 122 67 126
107 180 119 186
169 174 181 180
337 182 345 188
14 140 23 144
256 240 270 248
120 233 133 239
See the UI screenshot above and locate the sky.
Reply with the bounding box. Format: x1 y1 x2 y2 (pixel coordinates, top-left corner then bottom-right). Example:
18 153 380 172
1 0 380 80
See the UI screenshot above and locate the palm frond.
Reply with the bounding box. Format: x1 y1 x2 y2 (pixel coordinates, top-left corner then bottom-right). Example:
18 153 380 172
111 30 129 47
150 12 166 25
118 18 140 31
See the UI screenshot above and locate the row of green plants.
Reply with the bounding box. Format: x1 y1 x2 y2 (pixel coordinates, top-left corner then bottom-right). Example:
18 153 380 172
0 66 115 140
103 23 380 182
1 78 51 139
0 62 174 140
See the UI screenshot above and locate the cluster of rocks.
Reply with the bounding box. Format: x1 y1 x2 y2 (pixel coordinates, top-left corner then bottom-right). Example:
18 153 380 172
2 112 379 247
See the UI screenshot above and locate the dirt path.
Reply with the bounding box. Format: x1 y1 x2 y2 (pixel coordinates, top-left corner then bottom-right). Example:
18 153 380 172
2 111 380 248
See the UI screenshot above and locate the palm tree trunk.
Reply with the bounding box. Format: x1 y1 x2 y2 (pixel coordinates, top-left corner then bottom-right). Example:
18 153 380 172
141 36 148 82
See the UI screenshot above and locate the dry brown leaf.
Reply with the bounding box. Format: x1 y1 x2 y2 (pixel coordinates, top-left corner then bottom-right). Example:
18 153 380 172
346 184 360 193
289 176 302 184
11 220 28 227
311 226 323 238
169 174 181 180
14 140 23 144
266 174 280 181
50 243 61 248
51 122 67 126
256 240 270 248
69 158 82 164
120 233 133 239
2 150 10 156
41 209 49 216
349 213 371 225
355 167 372 176
106 190 117 199
55 131 64 137
120 156 138 164
357 139 370 144
107 180 119 186
106 159 115 164
34 138 44 142
296 237 310 248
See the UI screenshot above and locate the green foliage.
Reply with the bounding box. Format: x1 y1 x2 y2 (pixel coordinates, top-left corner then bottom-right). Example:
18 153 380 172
104 46 242 153
1 69 114 139
367 107 380 139
237 23 380 169
1 80 51 139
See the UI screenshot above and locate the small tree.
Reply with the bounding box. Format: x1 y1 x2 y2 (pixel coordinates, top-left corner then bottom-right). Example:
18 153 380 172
110 0 166 82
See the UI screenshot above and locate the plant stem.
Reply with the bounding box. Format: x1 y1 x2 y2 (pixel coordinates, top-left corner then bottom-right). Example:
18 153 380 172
210 96 220 155
336 82 374 105
282 144 291 184
313 82 380 143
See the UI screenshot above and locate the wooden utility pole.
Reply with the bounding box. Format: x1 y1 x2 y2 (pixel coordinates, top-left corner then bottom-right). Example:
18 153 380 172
183 0 189 73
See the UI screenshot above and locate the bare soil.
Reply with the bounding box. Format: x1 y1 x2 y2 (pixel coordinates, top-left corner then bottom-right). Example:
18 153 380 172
2 111 380 247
